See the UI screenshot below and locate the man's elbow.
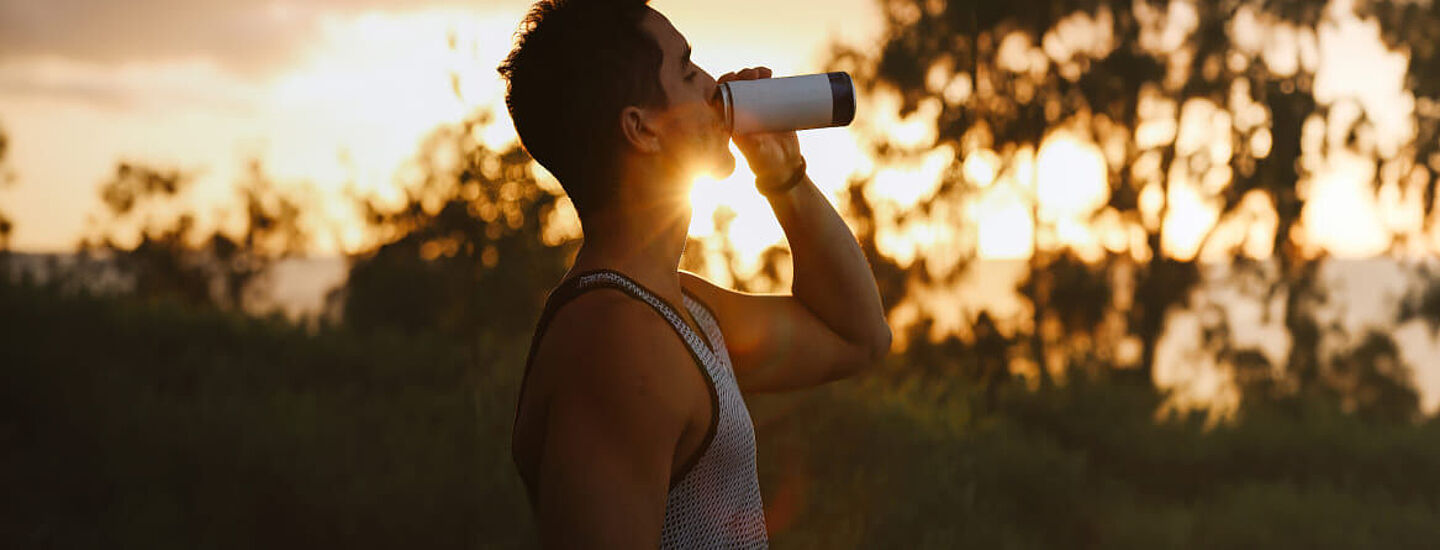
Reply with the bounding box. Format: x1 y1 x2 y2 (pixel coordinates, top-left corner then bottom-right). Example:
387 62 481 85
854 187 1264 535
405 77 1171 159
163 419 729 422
865 323 893 363
843 323 892 376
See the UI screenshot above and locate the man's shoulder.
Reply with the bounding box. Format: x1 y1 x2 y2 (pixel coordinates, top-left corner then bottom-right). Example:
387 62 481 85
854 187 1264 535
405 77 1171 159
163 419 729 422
547 287 668 342
536 287 694 375
531 286 704 422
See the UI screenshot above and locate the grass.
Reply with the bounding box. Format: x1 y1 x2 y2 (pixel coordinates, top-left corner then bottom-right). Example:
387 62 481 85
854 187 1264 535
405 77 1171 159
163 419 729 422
5 280 1440 548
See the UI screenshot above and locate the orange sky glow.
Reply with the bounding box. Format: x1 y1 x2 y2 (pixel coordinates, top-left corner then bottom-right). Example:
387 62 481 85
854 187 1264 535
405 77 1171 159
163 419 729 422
0 0 1422 269
4 0 1440 413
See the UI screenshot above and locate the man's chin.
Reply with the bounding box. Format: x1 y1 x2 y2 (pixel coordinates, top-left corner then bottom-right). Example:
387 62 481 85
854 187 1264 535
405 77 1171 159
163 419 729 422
713 151 736 179
688 153 736 180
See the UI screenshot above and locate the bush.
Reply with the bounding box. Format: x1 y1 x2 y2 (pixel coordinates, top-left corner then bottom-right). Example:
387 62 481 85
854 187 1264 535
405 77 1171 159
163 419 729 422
754 373 1440 548
7 281 1440 548
0 281 533 548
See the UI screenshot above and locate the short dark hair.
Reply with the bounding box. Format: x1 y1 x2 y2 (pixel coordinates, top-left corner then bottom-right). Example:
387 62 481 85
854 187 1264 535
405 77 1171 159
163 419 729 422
498 0 667 219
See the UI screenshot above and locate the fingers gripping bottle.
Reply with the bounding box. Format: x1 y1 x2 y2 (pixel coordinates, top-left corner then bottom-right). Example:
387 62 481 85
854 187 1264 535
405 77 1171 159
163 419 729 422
712 72 857 135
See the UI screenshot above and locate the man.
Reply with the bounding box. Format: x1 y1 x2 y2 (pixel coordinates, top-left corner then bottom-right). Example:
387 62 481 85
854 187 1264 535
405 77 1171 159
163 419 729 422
499 0 891 547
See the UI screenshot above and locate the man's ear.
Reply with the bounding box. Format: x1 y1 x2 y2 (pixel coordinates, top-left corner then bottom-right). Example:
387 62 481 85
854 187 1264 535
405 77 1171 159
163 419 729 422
620 106 661 154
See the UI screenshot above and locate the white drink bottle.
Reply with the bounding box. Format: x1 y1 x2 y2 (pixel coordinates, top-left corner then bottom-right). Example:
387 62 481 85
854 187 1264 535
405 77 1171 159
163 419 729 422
712 72 857 135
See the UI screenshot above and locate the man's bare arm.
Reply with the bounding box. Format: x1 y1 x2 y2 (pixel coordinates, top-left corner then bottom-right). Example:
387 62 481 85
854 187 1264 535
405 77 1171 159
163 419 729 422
767 173 891 359
681 174 891 393
691 67 891 393
534 294 695 547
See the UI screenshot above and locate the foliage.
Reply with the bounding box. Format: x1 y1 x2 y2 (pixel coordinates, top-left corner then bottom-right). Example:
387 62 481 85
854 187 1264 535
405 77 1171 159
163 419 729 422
6 1 1440 546
1399 263 1440 330
1362 0 1440 222
754 370 1440 549
339 110 576 345
8 279 1440 547
75 160 309 311
0 280 532 548
835 0 1434 412
0 121 13 251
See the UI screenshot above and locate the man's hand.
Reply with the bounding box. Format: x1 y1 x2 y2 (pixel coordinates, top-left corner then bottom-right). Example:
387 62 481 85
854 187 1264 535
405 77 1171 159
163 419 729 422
691 66 892 392
717 67 806 190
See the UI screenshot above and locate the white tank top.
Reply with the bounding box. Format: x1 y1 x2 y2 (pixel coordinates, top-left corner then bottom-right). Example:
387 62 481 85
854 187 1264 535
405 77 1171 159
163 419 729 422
518 269 769 548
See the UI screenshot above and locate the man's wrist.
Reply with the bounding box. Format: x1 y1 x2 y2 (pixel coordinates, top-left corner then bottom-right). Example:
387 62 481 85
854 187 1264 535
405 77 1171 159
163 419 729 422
756 158 807 197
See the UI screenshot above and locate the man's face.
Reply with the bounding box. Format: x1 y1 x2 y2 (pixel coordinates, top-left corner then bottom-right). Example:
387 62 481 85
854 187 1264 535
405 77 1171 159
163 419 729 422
638 10 735 181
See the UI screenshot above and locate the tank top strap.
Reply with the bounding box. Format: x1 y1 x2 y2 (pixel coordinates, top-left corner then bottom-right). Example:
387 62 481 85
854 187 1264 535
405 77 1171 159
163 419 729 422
514 269 723 488
524 271 716 369
680 291 731 367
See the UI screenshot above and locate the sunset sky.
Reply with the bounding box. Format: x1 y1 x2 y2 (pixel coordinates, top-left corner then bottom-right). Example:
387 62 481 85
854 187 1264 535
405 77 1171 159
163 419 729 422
4 0 1440 411
0 0 883 255
0 0 1422 269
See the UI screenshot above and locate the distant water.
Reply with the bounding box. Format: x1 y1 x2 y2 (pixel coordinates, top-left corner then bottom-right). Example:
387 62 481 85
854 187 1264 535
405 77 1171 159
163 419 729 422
7 252 1440 413
252 257 350 318
2 252 350 320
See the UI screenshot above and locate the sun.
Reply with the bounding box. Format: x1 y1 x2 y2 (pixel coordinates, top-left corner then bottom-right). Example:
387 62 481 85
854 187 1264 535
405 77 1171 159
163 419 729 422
688 143 785 270
687 126 873 275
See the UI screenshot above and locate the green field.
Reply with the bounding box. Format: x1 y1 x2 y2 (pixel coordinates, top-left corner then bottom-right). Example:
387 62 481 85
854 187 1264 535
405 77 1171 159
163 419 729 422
6 281 1440 548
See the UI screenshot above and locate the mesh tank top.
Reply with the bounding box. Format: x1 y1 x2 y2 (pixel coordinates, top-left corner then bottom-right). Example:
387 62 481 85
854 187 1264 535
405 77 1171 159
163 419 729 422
518 269 768 548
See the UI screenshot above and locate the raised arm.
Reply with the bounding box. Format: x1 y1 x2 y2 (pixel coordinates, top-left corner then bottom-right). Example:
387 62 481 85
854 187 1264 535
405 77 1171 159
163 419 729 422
685 67 891 393
764 162 891 359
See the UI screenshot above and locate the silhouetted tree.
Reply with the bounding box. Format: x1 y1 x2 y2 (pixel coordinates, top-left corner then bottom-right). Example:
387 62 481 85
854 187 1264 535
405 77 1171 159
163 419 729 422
1399 265 1440 330
212 160 309 310
339 110 576 356
972 311 1013 406
79 160 308 310
834 0 1427 406
1364 0 1440 245
1322 331 1419 423
0 122 14 252
1019 251 1116 379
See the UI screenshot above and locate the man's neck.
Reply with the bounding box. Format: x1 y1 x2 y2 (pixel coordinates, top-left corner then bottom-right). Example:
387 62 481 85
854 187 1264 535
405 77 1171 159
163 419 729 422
569 192 692 301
